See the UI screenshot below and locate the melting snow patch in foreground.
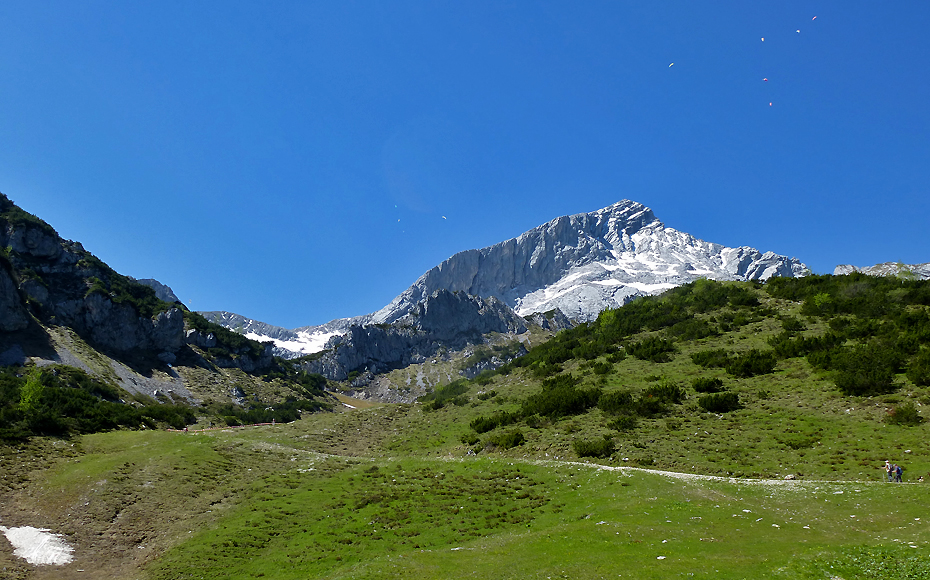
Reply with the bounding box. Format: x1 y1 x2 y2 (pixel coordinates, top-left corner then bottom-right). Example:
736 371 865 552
0 526 74 565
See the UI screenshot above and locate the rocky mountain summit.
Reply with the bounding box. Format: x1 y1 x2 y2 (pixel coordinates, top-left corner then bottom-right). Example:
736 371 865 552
834 262 930 280
215 200 806 371
372 200 807 324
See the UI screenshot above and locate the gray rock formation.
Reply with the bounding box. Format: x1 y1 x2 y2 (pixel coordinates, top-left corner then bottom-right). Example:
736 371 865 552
834 262 930 280
0 193 186 356
0 266 29 331
133 278 180 303
371 200 807 323
300 290 527 380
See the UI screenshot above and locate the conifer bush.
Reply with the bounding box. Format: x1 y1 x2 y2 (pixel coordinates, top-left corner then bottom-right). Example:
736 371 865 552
698 392 741 413
572 435 615 458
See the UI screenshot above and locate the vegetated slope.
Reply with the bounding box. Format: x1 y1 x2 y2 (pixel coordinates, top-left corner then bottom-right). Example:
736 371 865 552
0 192 335 439
4 272 930 579
413 274 930 480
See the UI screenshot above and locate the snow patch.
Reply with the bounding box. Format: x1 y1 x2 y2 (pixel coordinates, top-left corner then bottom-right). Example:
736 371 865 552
244 330 343 355
0 526 74 565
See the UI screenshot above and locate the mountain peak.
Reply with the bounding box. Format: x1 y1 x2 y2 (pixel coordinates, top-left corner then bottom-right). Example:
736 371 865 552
373 199 806 323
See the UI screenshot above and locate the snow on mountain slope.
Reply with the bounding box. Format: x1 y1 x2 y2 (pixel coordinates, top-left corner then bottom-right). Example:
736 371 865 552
372 200 807 323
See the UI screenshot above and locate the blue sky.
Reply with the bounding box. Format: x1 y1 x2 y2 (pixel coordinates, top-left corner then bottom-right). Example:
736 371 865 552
1 2 927 329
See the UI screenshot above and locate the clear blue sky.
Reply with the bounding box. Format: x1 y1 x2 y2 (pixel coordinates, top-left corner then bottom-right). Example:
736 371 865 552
1 2 927 329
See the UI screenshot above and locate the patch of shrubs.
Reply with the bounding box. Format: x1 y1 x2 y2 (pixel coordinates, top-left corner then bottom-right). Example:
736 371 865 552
907 349 930 386
485 429 525 450
691 349 730 368
573 435 615 458
692 377 725 393
607 416 638 431
725 349 777 377
469 410 521 434
419 379 469 410
0 366 195 440
626 336 676 363
521 375 601 418
697 392 741 413
886 402 923 426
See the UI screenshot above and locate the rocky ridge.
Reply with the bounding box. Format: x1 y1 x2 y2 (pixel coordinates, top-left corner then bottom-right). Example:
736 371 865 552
371 200 807 324
834 262 930 280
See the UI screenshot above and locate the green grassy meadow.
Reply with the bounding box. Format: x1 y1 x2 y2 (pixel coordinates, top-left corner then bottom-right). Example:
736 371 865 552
4 276 930 578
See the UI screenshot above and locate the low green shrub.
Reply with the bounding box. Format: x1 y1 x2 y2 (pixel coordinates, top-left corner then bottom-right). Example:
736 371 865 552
626 336 676 363
597 390 634 414
486 429 525 449
572 436 615 458
607 416 638 431
691 348 730 368
725 349 777 377
886 402 923 426
692 377 725 393
698 392 741 413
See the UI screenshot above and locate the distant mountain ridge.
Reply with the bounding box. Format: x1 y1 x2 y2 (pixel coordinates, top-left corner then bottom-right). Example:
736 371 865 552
834 262 930 280
213 200 806 365
372 199 806 324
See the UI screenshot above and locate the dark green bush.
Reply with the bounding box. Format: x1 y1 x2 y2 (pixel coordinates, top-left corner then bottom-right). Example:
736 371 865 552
642 382 686 404
591 361 612 375
597 390 634 415
476 390 497 401
608 416 638 431
725 349 777 377
573 436 615 458
626 336 676 363
521 375 601 418
698 392 741 413
692 377 725 393
886 402 923 426
907 349 930 386
691 349 731 368
487 429 525 449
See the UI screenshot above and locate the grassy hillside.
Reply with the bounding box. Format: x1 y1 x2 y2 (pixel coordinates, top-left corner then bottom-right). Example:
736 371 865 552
3 274 930 579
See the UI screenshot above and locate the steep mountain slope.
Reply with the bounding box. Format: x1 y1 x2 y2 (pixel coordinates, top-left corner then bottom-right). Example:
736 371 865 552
0 193 332 424
372 199 807 324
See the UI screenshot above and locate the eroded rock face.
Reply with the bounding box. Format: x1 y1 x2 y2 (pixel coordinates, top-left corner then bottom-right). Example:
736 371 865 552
372 200 807 323
300 290 528 380
0 267 29 332
0 196 186 355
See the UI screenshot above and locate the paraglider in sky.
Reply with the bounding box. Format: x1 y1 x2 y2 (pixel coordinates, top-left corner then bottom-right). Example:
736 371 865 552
442 216 447 220
796 29 800 33
763 78 768 82
761 37 764 41
769 102 772 106
812 16 817 20
668 63 674 67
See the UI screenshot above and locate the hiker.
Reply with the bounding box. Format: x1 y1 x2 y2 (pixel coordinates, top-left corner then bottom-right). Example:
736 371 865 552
895 464 903 483
884 460 893 482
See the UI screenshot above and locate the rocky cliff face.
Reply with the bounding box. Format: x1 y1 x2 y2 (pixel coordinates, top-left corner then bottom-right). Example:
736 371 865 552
0 195 184 357
0 193 275 376
835 262 930 280
372 200 807 323
299 290 528 380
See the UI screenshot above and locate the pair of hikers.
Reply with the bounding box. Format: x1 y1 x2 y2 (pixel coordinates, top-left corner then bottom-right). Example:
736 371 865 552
884 460 903 482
